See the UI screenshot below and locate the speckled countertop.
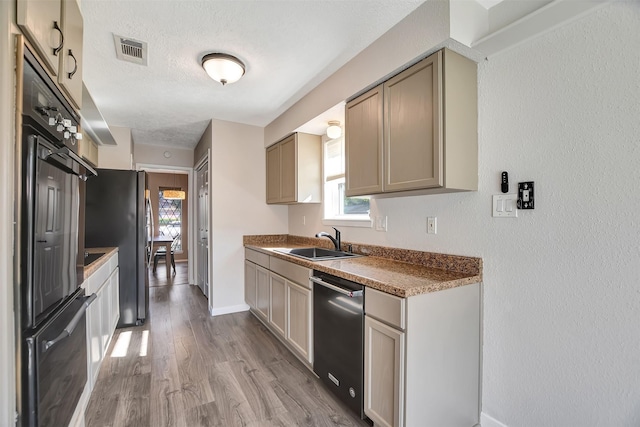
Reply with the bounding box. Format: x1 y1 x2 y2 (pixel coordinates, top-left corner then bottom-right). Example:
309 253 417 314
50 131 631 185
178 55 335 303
244 235 482 298
84 247 118 279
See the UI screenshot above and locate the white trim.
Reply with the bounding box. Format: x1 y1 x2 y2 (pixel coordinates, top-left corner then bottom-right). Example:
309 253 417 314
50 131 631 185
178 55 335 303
480 412 509 427
472 0 611 58
209 304 250 317
323 218 373 228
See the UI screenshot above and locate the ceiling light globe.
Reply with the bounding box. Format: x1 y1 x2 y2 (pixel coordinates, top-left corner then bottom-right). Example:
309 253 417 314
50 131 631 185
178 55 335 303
202 53 245 85
326 121 342 139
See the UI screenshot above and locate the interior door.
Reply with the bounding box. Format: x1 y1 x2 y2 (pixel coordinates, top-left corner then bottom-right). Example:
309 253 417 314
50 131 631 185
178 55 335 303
196 162 209 298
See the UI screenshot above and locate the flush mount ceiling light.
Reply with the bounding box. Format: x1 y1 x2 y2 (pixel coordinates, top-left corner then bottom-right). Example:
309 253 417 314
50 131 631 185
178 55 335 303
201 53 245 86
326 121 342 139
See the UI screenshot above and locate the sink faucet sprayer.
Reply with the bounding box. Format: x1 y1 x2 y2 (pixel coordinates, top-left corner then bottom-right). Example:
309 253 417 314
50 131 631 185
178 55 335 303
316 227 341 251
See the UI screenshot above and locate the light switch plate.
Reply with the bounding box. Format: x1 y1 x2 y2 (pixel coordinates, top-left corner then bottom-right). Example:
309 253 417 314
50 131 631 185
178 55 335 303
493 194 518 217
427 217 437 234
375 216 388 231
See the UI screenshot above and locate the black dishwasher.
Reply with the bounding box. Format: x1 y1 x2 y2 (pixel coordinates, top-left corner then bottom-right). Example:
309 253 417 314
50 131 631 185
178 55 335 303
312 270 365 419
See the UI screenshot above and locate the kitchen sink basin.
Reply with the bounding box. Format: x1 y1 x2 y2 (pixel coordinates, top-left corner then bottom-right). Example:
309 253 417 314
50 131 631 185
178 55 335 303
84 252 105 266
274 247 360 261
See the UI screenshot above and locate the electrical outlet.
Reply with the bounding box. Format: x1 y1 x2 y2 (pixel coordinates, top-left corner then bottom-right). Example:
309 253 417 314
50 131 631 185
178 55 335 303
427 217 437 234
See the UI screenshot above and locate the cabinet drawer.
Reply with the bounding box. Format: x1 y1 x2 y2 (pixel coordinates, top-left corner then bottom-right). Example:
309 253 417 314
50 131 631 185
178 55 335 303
365 287 406 330
270 257 311 289
245 248 270 269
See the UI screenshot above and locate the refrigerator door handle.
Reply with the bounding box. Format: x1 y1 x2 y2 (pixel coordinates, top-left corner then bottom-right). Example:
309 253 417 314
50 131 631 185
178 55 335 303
148 197 154 267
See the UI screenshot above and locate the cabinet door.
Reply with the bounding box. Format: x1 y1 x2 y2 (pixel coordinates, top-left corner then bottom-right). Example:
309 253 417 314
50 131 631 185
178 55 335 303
345 85 384 196
58 0 83 109
87 290 102 388
279 135 297 203
17 0 62 75
384 52 442 192
269 273 286 336
255 265 270 320
364 315 405 427
244 260 257 309
266 143 281 203
110 267 120 329
286 281 312 364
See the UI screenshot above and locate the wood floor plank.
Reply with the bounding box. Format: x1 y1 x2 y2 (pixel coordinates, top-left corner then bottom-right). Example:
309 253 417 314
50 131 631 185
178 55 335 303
150 354 187 427
208 361 258 426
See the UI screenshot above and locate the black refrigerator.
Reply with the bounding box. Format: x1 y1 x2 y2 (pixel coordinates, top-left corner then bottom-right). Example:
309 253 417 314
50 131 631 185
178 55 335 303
85 169 150 327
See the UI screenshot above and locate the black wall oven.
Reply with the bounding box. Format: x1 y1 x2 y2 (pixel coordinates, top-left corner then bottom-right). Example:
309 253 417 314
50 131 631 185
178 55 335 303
16 45 97 427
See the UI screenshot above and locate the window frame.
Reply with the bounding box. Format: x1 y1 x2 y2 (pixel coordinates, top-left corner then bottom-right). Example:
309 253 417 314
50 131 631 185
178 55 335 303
322 136 372 228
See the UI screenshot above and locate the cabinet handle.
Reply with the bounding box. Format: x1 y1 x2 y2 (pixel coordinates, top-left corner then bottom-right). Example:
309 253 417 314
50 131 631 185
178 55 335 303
67 49 78 79
52 21 64 56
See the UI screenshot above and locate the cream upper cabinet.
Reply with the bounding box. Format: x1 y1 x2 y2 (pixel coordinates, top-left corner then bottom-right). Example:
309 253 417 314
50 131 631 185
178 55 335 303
78 131 99 166
18 0 84 109
266 132 322 204
17 0 63 75
58 0 83 109
345 85 384 196
345 48 477 197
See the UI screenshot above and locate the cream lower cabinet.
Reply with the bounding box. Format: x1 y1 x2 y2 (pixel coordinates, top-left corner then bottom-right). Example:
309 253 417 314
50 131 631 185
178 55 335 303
364 316 405 427
286 281 312 362
364 284 481 427
244 249 313 365
85 252 120 390
269 273 287 336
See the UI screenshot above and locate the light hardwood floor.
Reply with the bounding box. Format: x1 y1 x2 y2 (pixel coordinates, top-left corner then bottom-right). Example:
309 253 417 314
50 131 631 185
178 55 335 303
150 261 189 287
84 283 370 426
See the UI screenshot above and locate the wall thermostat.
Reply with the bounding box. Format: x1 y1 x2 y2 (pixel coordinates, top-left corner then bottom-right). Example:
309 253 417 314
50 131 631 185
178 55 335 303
517 182 534 209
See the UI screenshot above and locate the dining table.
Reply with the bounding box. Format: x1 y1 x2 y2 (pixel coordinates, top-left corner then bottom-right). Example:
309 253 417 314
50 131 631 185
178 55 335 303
152 236 174 277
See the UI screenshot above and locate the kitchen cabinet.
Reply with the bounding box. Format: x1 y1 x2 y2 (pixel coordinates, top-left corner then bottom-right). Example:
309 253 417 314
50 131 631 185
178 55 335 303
244 249 313 365
57 0 83 109
346 48 477 197
364 284 480 427
269 273 286 336
84 251 120 390
364 315 405 427
17 0 63 75
286 281 312 364
78 131 99 166
266 132 322 204
17 0 84 109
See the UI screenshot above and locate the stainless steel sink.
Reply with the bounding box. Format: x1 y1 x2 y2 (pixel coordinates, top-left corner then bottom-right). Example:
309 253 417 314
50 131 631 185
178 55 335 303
84 252 105 266
274 247 360 261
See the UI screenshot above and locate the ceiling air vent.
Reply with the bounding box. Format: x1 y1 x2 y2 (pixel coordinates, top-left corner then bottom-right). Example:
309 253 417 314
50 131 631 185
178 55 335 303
113 34 148 66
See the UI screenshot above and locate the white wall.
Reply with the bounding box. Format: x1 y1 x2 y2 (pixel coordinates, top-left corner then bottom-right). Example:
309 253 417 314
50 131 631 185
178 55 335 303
133 142 194 168
289 2 640 425
209 119 288 314
0 1 18 424
97 125 132 169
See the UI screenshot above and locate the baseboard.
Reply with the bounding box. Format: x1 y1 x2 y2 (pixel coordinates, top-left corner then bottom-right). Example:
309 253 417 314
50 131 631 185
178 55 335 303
209 303 250 316
480 412 509 427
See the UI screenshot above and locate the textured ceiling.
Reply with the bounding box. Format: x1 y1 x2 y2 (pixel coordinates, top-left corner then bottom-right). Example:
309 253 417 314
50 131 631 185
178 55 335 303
81 0 426 148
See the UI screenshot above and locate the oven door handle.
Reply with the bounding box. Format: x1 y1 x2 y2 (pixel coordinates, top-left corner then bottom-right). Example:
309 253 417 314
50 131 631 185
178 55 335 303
42 293 97 353
310 276 363 298
45 145 98 178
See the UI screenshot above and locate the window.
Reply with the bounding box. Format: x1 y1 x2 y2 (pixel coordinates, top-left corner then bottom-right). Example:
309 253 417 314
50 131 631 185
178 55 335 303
323 137 370 223
158 190 182 251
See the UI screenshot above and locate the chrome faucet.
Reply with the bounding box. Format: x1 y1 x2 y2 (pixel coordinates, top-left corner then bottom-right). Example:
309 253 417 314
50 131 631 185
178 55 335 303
316 227 341 251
